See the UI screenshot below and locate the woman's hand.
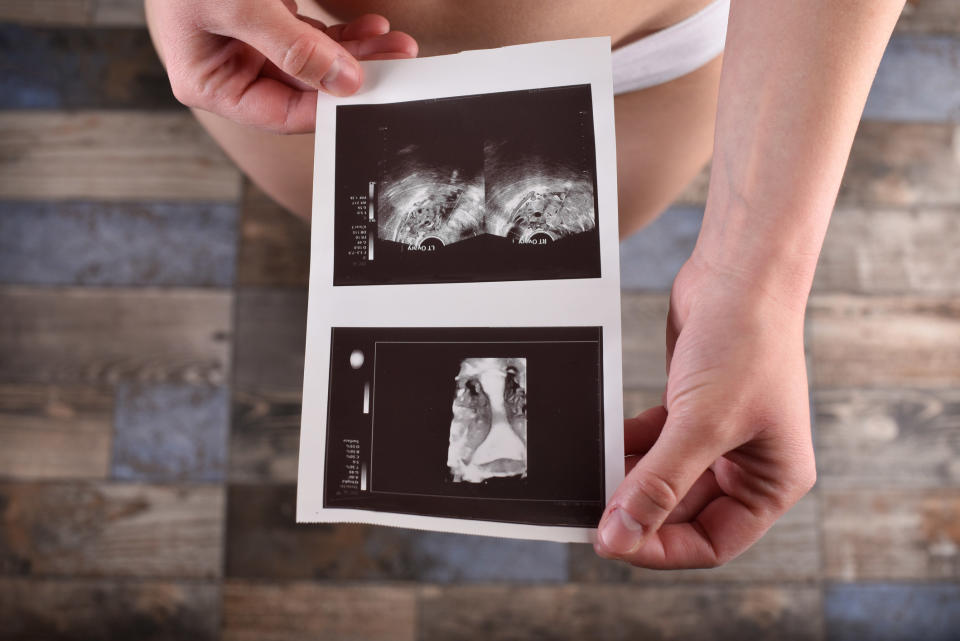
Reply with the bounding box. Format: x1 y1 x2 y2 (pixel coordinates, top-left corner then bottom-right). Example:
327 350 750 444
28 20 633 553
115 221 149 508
595 254 816 568
145 0 417 133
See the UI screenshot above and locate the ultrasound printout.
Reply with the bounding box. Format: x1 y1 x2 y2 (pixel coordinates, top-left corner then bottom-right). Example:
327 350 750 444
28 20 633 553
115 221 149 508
298 38 624 543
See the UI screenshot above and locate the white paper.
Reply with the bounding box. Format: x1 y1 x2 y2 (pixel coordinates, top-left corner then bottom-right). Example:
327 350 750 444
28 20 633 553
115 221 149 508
297 37 624 543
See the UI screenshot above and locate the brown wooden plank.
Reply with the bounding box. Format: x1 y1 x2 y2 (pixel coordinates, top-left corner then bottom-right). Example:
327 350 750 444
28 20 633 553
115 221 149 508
419 585 823 641
823 488 960 580
229 388 301 482
839 122 960 207
0 385 112 480
236 182 311 288
620 293 669 389
0 0 93 25
93 0 145 25
815 207 960 295
0 578 219 641
0 112 242 202
0 482 224 578
222 581 416 641
569 493 820 583
816 388 960 489
897 0 960 34
0 287 231 385
234 289 307 392
807 295 960 389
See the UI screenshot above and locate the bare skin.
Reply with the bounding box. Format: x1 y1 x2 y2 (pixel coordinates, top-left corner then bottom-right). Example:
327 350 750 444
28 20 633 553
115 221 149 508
145 0 906 568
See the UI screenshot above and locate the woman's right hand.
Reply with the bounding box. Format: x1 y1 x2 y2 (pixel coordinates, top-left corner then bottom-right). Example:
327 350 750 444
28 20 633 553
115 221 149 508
145 0 418 133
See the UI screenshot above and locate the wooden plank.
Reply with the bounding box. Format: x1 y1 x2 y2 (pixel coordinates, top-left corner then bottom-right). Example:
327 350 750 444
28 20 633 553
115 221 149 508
815 207 960 295
0 482 224 578
419 585 823 641
225 484 568 581
825 583 960 641
234 289 307 392
222 582 416 641
0 578 219 641
823 488 960 580
807 295 960 388
839 122 960 207
236 182 310 288
0 112 242 202
568 493 820 583
623 388 663 418
0 0 92 26
897 0 960 34
0 287 232 385
0 25 178 109
0 385 112 480
816 388 960 489
113 384 229 482
620 294 669 389
864 34 960 123
619 205 701 292
0 201 237 287
94 0 145 25
229 388 302 482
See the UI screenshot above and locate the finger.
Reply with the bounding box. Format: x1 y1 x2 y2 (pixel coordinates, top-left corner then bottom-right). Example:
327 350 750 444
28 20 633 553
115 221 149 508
624 405 667 455
327 14 391 41
663 467 722 524
223 0 363 96
339 31 419 61
220 75 319 133
595 416 722 558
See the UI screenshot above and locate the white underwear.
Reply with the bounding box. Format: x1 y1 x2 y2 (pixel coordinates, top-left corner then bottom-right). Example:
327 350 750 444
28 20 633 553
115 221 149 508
612 0 730 95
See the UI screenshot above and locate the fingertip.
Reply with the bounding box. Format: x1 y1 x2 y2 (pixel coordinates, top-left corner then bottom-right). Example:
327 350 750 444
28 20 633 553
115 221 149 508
320 55 363 96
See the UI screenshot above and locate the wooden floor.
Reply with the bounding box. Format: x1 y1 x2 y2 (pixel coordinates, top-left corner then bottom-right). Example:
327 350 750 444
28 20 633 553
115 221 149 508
1 2 959 640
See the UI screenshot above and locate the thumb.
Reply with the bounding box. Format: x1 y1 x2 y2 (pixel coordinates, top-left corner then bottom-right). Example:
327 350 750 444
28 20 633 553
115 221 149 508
233 2 363 96
597 415 718 557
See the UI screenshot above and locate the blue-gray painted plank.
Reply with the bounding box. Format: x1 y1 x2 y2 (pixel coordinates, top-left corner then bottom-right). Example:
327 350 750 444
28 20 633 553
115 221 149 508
826 583 960 641
0 201 237 286
619 205 702 292
112 384 229 482
865 34 960 122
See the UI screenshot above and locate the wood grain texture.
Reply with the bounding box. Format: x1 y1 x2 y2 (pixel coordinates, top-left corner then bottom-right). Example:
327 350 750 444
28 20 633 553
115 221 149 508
807 295 960 388
823 488 960 580
0 385 112 480
0 482 224 578
620 293 669 389
839 122 960 207
229 388 301 483
897 0 960 34
234 289 307 392
0 577 219 641
815 207 960 295
222 582 416 641
0 111 242 202
419 585 823 641
569 493 820 583
816 388 960 488
0 0 93 25
825 583 960 641
0 287 232 385
236 182 311 288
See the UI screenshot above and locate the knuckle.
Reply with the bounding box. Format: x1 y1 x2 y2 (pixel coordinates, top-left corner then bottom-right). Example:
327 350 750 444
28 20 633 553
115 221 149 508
280 33 321 78
631 469 681 516
168 75 199 108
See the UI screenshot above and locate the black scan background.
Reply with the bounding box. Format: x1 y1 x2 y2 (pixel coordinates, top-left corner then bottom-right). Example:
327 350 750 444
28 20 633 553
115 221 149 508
325 327 605 527
332 84 601 286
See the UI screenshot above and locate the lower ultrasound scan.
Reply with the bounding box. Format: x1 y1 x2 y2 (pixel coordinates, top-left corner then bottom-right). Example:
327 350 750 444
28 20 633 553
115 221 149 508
447 358 528 483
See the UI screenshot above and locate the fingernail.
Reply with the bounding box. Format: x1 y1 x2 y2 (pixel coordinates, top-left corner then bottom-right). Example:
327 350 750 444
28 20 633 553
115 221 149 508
599 507 644 555
322 56 360 95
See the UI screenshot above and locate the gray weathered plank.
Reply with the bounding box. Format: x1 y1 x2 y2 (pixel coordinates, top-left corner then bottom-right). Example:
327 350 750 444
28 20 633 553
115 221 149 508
418 585 823 641
823 488 960 580
815 206 960 295
236 182 311 288
234 289 307 392
0 287 232 385
619 205 701 292
94 0 145 25
0 0 93 25
113 384 229 482
864 34 960 122
825 583 960 641
816 388 960 488
569 493 820 583
0 385 113 480
225 484 569 582
0 578 220 641
0 112 242 202
222 582 416 641
229 388 302 483
0 482 224 578
897 0 960 34
620 294 668 389
807 295 960 389
0 201 237 287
